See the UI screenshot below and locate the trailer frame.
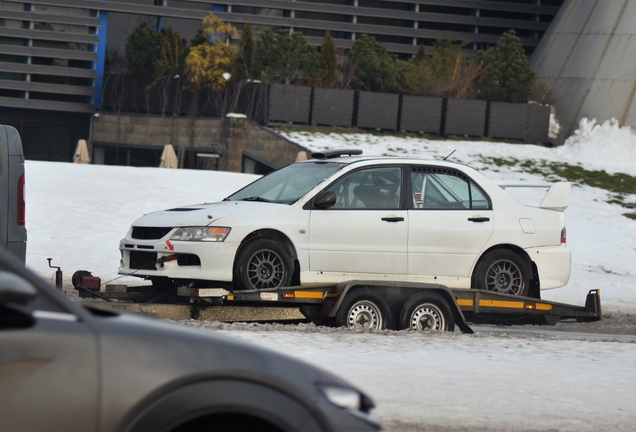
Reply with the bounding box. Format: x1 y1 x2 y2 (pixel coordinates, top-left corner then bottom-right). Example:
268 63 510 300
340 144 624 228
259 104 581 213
78 279 602 334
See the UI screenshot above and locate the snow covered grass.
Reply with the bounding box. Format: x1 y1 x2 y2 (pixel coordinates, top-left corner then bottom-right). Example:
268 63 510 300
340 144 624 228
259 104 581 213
24 117 636 431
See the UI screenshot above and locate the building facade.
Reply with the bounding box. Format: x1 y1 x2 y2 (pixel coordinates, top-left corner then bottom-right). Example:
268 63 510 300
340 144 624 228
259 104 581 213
0 0 563 162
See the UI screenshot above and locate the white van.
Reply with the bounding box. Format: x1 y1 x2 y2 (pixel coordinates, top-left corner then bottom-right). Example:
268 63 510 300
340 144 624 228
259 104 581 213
0 125 27 262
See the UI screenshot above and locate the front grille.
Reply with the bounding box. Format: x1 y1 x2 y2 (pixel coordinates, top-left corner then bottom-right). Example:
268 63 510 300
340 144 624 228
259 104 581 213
130 251 158 270
132 227 172 240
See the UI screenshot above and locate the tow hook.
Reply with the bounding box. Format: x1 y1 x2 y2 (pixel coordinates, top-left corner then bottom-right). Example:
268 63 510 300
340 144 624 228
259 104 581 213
157 254 179 267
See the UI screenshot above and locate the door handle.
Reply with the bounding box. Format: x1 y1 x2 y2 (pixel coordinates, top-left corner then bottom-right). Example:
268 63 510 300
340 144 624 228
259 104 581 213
468 217 490 223
381 217 404 222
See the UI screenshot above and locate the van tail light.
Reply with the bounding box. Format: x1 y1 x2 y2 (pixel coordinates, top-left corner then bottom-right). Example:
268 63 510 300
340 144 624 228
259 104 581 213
17 173 25 226
560 227 566 244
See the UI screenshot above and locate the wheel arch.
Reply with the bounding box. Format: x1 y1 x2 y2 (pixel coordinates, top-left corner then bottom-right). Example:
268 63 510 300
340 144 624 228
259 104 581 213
233 229 300 285
471 244 535 288
328 282 472 333
122 378 326 432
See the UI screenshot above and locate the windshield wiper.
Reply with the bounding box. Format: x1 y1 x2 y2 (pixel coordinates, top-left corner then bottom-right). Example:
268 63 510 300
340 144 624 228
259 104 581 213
241 196 271 202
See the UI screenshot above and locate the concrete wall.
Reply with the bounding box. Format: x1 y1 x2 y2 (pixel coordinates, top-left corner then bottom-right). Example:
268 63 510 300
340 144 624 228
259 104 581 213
91 113 308 172
531 0 636 144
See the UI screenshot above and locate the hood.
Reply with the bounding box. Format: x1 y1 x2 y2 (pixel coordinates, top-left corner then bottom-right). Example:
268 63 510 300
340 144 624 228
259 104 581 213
92 309 360 394
132 201 288 227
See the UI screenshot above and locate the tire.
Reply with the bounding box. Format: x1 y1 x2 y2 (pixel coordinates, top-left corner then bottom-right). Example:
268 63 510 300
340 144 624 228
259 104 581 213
399 292 455 332
234 239 293 290
336 288 393 330
472 249 530 296
71 270 92 288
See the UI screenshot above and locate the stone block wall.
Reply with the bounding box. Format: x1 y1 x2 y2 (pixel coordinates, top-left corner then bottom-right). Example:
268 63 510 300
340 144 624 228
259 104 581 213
91 113 308 172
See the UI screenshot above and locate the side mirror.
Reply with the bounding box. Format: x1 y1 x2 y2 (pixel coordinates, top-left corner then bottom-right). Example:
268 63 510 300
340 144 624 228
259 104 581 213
313 191 337 209
0 272 37 307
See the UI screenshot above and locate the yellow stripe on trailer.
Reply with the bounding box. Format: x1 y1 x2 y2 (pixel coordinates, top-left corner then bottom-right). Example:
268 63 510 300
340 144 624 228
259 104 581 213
294 291 324 299
479 299 525 309
536 303 552 311
456 298 474 307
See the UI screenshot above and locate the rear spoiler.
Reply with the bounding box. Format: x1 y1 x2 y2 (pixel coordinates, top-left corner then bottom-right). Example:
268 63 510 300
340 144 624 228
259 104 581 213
498 182 571 212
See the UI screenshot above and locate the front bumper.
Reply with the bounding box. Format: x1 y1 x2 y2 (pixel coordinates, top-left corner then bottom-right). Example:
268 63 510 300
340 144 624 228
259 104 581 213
119 235 240 282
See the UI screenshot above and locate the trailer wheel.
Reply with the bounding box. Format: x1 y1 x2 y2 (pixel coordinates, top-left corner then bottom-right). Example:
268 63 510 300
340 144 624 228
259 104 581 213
473 250 529 297
399 292 455 332
336 288 393 330
234 239 293 290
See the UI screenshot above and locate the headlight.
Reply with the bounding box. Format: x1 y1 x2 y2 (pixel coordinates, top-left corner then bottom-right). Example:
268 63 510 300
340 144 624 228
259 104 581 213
170 226 231 242
319 384 374 412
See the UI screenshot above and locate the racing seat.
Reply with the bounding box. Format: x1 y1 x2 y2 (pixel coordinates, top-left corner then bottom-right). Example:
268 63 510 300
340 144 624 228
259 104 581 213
353 185 398 209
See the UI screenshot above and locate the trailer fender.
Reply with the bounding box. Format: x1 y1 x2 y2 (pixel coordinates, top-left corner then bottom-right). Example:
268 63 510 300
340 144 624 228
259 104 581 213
322 281 473 333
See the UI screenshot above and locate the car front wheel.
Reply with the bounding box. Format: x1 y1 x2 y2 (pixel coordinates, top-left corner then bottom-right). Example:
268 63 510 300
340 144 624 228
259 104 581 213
234 239 293 290
472 250 529 296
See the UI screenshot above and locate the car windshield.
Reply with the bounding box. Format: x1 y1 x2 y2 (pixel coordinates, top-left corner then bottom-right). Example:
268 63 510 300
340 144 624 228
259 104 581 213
226 161 344 204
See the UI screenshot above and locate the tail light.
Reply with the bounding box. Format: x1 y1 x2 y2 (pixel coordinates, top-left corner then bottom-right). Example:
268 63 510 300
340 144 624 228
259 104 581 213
17 173 25 226
560 227 566 244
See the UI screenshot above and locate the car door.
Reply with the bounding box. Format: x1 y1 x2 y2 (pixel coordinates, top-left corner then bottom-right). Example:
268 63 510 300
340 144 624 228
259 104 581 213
0 270 99 431
407 165 494 278
308 165 408 275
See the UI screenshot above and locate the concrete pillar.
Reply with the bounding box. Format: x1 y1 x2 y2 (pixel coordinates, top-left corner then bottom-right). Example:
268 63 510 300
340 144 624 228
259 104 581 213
220 116 245 172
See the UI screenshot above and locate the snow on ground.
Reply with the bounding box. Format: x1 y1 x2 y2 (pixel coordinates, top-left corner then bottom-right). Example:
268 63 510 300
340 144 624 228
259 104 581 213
25 119 636 431
183 321 636 432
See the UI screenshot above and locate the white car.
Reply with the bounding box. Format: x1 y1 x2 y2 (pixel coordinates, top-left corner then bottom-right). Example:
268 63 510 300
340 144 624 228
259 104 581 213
119 150 571 297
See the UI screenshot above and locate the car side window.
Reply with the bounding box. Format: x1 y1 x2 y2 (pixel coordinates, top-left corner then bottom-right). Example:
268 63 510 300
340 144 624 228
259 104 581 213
410 167 491 210
324 166 402 209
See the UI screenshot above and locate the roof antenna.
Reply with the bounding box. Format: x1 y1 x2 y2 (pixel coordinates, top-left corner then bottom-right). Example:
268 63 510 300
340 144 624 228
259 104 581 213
443 150 456 161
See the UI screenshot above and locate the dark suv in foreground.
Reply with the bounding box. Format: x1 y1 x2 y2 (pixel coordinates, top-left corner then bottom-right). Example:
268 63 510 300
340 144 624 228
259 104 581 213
0 250 380 432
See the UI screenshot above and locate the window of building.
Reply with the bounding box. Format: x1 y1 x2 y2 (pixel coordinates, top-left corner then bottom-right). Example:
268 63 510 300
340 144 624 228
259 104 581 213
419 5 473 16
33 4 92 17
0 18 29 29
417 21 473 32
0 36 27 46
33 22 93 35
295 11 349 23
0 2 26 12
31 38 91 51
357 16 413 28
357 0 411 11
29 91 91 104
30 74 92 87
0 53 25 63
371 33 411 45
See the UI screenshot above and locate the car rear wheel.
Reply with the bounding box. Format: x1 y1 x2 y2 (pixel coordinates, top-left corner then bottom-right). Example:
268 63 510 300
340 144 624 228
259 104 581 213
336 288 393 330
234 239 293 290
399 292 454 332
473 250 529 296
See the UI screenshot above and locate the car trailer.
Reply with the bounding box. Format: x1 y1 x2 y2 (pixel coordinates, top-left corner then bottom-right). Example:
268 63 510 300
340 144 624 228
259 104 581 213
75 277 602 333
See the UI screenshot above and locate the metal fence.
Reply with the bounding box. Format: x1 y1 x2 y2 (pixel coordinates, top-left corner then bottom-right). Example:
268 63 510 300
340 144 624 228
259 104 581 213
266 85 551 143
101 76 552 143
